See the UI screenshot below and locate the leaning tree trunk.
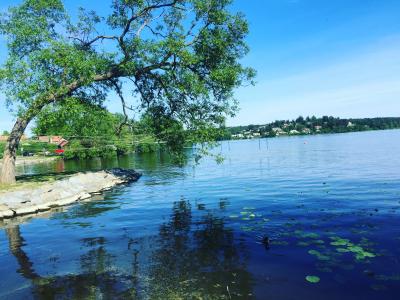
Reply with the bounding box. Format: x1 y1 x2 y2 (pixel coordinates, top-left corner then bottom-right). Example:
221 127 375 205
0 71 119 184
0 118 29 184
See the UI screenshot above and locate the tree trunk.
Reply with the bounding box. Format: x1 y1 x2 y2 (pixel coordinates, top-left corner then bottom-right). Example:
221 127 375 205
0 70 121 185
0 118 29 184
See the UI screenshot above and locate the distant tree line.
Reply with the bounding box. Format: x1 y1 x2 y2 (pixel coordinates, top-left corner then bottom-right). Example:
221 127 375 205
223 116 400 140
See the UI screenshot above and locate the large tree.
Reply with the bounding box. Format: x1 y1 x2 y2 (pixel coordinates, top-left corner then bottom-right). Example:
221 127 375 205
0 0 254 184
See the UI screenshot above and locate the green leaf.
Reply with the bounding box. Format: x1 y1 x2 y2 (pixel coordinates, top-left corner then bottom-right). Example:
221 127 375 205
306 276 320 283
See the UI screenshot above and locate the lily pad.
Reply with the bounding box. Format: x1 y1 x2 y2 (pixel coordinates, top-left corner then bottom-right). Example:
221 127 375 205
297 241 310 247
303 232 320 239
336 248 350 253
330 238 350 246
306 275 320 283
308 250 330 261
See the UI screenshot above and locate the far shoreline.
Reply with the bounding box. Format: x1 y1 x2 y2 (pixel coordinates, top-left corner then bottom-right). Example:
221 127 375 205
222 127 400 142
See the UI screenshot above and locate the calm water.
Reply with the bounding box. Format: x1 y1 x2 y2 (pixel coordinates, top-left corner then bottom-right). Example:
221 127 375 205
1 130 400 299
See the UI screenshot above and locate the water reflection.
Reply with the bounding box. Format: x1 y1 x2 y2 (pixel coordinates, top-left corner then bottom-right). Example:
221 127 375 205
16 151 191 185
4 225 135 299
148 201 253 299
4 200 253 299
6 226 39 281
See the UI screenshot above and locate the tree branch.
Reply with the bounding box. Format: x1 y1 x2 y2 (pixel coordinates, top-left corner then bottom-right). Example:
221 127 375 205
120 1 178 41
111 80 132 136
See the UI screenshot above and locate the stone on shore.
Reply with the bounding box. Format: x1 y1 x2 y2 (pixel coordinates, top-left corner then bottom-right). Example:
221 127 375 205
0 168 141 219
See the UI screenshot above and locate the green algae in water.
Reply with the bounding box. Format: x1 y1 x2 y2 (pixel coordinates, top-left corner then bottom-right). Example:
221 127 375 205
336 248 350 253
303 233 320 239
355 251 376 260
294 230 320 239
297 241 310 247
330 237 376 260
308 250 330 261
330 238 350 246
305 276 320 283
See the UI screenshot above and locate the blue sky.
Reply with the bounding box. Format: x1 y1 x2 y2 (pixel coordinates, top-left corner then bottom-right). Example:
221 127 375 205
0 0 399 133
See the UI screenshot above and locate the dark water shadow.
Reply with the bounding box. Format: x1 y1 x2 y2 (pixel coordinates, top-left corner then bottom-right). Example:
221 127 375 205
3 200 254 299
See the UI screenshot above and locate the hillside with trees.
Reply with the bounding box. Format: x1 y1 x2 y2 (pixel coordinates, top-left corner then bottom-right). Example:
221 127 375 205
226 116 400 139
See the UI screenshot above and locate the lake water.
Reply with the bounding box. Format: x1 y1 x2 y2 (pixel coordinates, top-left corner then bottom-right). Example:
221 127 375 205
1 130 400 299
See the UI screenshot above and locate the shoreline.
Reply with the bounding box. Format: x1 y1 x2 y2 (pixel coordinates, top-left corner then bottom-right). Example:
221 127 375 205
0 156 60 170
0 168 141 220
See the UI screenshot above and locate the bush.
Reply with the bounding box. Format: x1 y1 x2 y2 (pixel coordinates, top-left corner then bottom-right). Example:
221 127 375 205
0 141 57 158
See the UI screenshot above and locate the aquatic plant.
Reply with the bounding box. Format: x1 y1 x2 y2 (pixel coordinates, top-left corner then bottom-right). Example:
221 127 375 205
330 237 376 260
308 250 330 261
305 275 320 283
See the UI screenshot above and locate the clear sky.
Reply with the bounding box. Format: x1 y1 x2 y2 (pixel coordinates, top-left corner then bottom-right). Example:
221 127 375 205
0 0 399 133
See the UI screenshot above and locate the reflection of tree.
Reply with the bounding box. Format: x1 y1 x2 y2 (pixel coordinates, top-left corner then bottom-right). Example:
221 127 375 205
4 226 137 299
4 200 253 299
148 201 253 299
6 226 39 280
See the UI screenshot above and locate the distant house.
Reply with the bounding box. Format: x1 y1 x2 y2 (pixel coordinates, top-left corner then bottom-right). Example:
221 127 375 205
314 125 322 132
302 128 311 134
38 136 51 143
272 127 284 133
253 132 261 137
58 138 69 147
289 130 300 135
347 121 355 128
50 136 63 144
272 127 287 136
232 133 244 139
37 135 68 146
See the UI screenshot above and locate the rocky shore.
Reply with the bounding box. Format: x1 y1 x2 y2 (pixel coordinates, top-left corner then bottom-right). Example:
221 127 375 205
0 169 141 219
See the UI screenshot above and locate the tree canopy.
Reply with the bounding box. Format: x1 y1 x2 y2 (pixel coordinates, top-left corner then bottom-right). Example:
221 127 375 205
33 99 126 138
0 0 255 183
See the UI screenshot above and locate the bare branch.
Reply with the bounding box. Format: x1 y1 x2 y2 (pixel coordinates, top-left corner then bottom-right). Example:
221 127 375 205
111 80 132 136
185 21 211 47
136 9 166 37
69 35 119 47
120 1 178 42
145 24 167 38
